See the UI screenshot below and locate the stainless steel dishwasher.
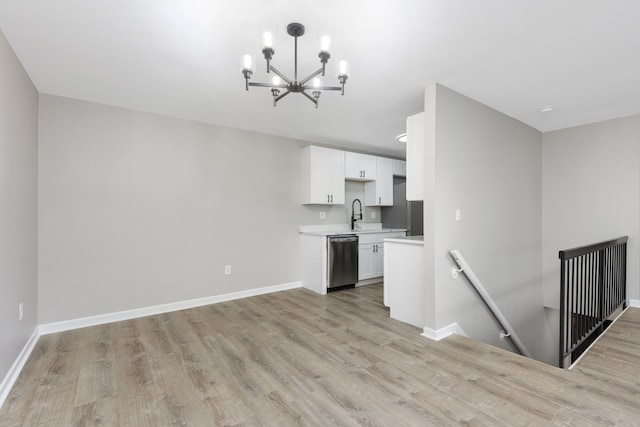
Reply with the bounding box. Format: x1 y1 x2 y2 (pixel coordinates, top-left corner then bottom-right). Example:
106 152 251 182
327 234 359 292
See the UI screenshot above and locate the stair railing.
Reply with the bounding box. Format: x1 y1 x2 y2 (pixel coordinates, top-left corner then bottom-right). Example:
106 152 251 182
450 249 532 358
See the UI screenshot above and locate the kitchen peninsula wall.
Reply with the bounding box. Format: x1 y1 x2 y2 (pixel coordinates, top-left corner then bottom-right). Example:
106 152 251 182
423 83 554 363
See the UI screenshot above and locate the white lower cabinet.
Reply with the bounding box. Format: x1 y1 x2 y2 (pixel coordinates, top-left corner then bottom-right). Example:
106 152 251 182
358 243 384 281
357 231 405 281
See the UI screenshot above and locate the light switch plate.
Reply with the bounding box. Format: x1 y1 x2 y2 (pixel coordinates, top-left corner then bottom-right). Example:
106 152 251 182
455 209 462 222
371 211 377 219
319 212 326 219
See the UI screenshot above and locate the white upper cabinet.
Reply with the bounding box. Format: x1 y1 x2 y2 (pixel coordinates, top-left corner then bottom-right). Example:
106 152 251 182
345 152 377 181
364 157 393 206
406 112 424 201
301 146 345 205
326 149 346 204
392 159 406 177
301 146 398 206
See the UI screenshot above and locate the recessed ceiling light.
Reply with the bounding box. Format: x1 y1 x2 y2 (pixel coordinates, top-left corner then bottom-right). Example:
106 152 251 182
539 106 554 113
396 133 407 143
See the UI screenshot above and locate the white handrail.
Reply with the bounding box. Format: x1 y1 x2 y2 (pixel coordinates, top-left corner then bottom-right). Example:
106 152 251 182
450 249 532 358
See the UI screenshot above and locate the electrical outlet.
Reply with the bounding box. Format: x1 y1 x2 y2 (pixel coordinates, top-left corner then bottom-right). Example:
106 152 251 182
19 302 23 321
371 211 377 219
319 212 326 219
455 209 462 222
225 265 231 275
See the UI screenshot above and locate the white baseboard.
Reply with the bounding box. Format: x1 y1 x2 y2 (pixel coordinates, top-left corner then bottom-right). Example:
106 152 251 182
422 322 467 341
0 327 40 409
355 278 382 287
39 281 302 335
629 299 640 308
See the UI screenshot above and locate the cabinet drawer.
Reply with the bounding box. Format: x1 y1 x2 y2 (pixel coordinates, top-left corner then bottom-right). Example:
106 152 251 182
358 231 405 245
358 233 385 245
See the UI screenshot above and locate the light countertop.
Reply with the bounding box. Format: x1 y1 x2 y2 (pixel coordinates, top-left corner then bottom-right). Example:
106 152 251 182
299 224 406 236
384 235 424 245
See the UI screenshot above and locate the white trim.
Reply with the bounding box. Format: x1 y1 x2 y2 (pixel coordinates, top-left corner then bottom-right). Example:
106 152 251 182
421 322 467 341
0 327 40 409
629 299 640 308
355 278 382 287
39 281 301 335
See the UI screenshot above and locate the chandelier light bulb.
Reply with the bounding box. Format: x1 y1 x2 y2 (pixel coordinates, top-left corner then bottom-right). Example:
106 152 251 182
338 60 349 77
312 78 321 88
272 75 281 86
320 35 331 53
262 31 273 49
242 54 253 71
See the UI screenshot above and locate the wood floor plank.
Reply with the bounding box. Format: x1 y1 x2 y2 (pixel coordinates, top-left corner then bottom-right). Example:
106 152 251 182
2 284 640 426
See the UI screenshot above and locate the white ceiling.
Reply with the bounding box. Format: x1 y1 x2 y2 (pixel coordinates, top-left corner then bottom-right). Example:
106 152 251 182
1 1 639 158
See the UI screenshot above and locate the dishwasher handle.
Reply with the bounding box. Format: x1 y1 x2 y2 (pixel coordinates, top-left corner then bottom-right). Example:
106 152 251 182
328 234 358 243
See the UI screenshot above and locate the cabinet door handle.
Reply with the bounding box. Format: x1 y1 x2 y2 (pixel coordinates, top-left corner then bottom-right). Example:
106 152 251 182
327 194 330 203
378 196 381 204
363 170 366 178
330 194 333 203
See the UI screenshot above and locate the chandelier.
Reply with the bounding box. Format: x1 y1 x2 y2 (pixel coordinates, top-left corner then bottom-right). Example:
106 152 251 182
241 23 349 108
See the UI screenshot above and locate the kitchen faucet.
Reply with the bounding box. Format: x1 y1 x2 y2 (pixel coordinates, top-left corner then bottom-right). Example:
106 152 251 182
351 198 363 230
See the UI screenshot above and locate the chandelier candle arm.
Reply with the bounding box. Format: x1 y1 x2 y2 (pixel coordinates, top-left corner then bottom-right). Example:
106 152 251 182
314 85 342 91
301 91 319 107
300 68 323 86
248 82 288 88
274 90 292 103
267 65 292 85
240 22 348 107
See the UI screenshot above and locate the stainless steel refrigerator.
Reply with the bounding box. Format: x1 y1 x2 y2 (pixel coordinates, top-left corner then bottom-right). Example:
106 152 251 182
381 177 423 236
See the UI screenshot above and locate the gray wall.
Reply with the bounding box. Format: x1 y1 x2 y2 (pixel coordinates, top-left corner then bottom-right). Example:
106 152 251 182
542 116 640 307
37 95 379 324
0 30 38 382
426 84 555 364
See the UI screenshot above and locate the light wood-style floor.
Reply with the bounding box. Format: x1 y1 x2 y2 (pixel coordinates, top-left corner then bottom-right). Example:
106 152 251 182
1 284 639 426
